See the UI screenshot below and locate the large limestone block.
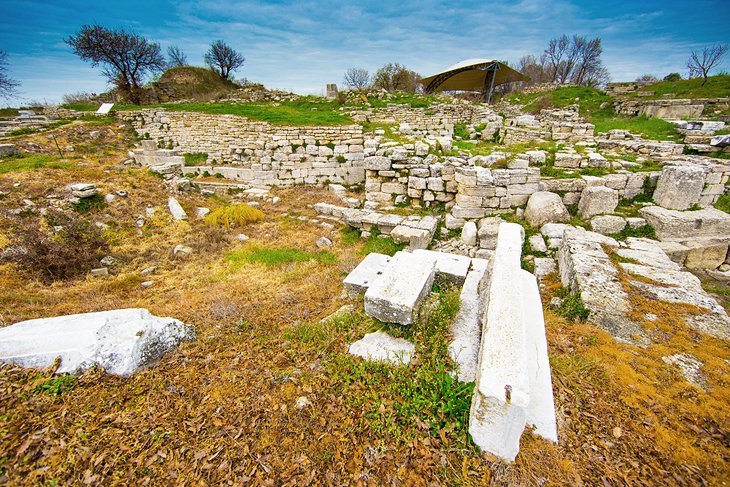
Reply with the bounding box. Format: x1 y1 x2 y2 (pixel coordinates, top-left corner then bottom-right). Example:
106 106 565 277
0 309 194 376
639 206 730 241
590 215 626 235
683 239 729 270
524 191 570 228
578 186 618 219
469 223 537 461
343 252 392 295
653 165 706 210
0 144 18 157
364 251 436 325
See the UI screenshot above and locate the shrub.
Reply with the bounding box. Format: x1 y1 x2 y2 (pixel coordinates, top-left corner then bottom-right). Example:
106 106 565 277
204 203 264 228
183 152 207 166
3 211 109 282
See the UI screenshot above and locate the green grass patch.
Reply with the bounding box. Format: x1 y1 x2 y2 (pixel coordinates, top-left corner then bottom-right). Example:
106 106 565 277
715 194 730 214
184 152 208 166
326 286 473 442
361 230 405 256
0 107 20 117
226 246 336 268
593 116 682 142
610 224 657 241
634 74 730 100
72 193 105 213
33 375 75 396
0 154 72 174
360 92 441 109
555 288 590 322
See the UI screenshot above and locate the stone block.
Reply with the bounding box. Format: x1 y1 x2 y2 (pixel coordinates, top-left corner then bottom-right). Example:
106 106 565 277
343 252 392 295
524 191 570 228
653 165 706 210
413 249 472 286
348 331 414 365
364 251 436 325
578 186 618 219
590 215 626 235
683 239 729 270
639 206 730 241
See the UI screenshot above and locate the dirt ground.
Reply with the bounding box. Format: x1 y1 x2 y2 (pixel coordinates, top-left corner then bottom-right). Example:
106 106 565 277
0 121 728 486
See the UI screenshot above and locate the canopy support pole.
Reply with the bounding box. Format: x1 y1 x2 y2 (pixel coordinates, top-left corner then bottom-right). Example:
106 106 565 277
480 63 500 103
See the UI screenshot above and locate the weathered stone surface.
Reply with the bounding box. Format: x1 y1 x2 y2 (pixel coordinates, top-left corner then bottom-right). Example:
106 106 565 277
662 353 707 390
529 234 548 253
0 144 19 157
364 251 436 325
478 217 503 250
448 258 489 383
469 223 556 461
683 239 729 270
639 206 730 241
413 249 471 286
168 197 188 220
653 165 706 210
590 215 626 235
461 221 477 246
70 183 99 199
343 253 393 295
524 191 570 228
578 186 618 219
0 309 194 376
710 134 730 147
615 238 679 270
348 331 415 365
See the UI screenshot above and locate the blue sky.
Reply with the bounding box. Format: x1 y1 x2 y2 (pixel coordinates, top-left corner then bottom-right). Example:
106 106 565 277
1 0 728 105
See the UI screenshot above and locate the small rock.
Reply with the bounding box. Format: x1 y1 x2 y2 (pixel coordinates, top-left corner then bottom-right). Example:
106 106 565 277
271 196 281 204
173 245 193 258
237 234 249 242
141 266 156 276
135 216 146 227
100 256 118 267
550 297 563 309
195 207 210 219
295 396 311 410
461 221 477 246
141 281 154 288
70 183 99 199
146 207 156 217
115 190 128 197
90 267 109 277
316 236 333 248
612 427 622 439
104 194 116 204
168 197 188 220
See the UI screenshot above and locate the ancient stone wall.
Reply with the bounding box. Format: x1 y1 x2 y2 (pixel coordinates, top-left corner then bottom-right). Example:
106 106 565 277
125 110 366 187
612 98 729 119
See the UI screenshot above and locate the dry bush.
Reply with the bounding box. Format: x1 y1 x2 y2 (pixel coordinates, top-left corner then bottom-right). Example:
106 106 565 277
2 210 109 282
205 203 264 228
529 95 554 114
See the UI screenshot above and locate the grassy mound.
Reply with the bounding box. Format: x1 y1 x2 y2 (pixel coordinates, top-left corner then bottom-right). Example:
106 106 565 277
153 66 239 102
634 74 730 99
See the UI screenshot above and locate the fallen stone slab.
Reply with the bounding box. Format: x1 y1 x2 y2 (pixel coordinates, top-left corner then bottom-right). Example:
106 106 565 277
683 239 729 270
70 183 99 199
364 251 436 325
524 191 570 228
639 206 730 241
348 330 415 365
413 249 472 286
168 197 188 220
578 186 618 219
0 308 194 376
448 258 490 383
0 143 18 157
343 252 392 296
469 222 557 461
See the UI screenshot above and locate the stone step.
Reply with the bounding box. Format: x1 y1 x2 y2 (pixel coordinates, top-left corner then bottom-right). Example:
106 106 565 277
364 251 436 325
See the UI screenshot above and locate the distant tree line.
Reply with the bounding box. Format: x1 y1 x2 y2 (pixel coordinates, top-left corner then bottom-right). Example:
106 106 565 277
517 34 610 87
65 24 245 104
343 63 421 92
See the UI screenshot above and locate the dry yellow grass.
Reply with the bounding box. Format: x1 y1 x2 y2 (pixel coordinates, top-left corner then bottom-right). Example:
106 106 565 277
0 121 728 485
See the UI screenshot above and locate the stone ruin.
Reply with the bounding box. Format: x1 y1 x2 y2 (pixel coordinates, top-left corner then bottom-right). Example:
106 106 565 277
342 222 557 461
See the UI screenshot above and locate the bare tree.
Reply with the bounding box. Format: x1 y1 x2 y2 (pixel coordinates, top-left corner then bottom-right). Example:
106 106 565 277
0 51 20 99
687 43 728 84
544 35 570 82
517 54 550 85
167 45 188 68
570 36 603 86
204 41 245 80
343 68 371 90
583 65 610 88
635 74 658 83
66 25 165 104
372 63 421 92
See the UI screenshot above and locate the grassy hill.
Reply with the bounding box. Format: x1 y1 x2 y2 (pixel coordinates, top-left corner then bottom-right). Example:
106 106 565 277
634 74 730 99
507 86 684 141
